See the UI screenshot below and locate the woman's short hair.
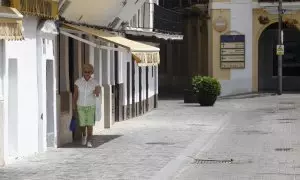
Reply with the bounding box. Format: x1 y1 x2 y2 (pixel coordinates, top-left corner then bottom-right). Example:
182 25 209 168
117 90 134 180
82 64 94 73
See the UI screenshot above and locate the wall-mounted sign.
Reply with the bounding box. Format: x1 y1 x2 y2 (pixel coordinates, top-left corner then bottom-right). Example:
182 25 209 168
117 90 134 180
220 35 245 69
276 45 284 55
214 17 227 32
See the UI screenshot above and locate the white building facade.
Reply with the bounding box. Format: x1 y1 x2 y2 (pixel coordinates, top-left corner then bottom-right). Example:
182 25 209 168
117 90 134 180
58 0 160 141
0 0 59 165
209 0 300 96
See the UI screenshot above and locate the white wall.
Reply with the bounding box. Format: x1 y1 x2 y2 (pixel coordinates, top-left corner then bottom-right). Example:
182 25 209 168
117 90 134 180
122 51 132 106
62 0 123 27
215 0 253 96
0 41 3 101
0 40 4 166
4 16 39 161
149 66 156 97
102 48 110 85
62 0 147 29
128 0 154 31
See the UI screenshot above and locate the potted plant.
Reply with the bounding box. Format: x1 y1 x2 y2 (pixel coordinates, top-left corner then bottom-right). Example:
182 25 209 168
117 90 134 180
192 76 221 106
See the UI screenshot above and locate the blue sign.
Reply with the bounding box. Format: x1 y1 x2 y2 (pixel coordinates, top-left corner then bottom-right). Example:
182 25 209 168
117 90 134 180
221 35 245 43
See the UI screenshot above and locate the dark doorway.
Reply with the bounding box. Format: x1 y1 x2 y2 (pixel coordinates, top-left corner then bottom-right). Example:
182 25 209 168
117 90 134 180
146 67 149 111
114 45 120 122
126 62 130 119
139 67 142 115
258 22 300 92
131 58 136 117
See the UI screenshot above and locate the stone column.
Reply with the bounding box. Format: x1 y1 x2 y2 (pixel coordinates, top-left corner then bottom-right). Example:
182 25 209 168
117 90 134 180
103 84 112 128
101 46 113 128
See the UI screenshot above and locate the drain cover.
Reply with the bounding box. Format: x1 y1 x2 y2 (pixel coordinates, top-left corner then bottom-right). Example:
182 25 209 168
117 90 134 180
146 142 175 145
193 159 234 164
242 130 270 135
278 107 296 111
275 148 293 152
277 118 298 121
279 102 295 105
187 124 209 127
257 108 276 113
279 121 293 124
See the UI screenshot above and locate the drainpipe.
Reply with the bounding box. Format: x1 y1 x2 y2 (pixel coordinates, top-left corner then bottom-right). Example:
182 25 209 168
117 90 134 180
277 0 283 95
149 0 154 31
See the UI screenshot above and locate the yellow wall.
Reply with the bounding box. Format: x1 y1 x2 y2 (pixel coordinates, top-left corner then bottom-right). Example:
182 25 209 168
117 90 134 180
210 9 231 80
252 9 300 91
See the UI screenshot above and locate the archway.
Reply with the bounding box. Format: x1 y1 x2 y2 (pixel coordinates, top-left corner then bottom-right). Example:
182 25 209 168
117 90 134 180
258 22 300 92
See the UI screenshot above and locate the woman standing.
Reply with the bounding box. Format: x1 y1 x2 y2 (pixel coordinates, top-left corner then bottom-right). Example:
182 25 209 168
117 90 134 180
72 64 100 148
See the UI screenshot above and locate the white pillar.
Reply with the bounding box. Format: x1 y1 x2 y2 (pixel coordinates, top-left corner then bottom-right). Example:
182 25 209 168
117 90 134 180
149 0 154 31
103 84 112 128
101 45 112 128
0 40 5 166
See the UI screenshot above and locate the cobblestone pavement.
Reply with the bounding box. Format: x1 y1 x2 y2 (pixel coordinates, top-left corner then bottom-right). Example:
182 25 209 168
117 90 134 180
173 94 300 180
1 94 300 180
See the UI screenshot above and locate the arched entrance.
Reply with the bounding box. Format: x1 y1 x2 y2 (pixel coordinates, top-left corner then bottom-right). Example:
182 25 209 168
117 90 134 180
258 22 300 92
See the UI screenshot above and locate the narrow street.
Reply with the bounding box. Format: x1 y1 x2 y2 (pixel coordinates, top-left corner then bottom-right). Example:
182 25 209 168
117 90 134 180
1 94 300 180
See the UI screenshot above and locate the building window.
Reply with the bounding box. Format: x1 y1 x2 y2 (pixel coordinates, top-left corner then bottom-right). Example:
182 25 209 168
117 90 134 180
152 66 154 77
138 9 140 28
141 3 145 28
42 38 46 54
133 14 137 27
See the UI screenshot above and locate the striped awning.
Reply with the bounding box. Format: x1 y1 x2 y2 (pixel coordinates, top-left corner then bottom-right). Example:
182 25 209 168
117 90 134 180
0 6 23 40
63 23 160 66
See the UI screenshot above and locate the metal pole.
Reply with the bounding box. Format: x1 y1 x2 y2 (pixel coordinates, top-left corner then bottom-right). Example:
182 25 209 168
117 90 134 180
277 0 283 95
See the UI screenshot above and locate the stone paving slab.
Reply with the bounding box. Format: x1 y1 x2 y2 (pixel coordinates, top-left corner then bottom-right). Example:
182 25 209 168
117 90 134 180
0 99 231 180
173 94 300 180
1 94 300 180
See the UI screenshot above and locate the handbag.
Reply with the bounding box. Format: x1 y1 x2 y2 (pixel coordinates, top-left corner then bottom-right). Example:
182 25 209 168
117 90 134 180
69 113 77 132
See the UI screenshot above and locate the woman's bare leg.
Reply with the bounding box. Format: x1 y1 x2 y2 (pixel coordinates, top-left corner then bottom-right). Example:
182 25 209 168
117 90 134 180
81 126 87 145
87 126 93 141
81 126 86 137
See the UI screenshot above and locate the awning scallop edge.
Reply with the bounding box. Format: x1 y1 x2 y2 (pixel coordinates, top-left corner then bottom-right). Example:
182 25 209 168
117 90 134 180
0 6 24 40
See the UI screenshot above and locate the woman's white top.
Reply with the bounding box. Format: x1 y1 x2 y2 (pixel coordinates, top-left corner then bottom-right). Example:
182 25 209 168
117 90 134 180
75 77 99 106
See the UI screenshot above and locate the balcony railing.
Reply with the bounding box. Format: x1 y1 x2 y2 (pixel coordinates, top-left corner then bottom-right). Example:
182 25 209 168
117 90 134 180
153 3 183 33
159 0 209 10
128 3 183 34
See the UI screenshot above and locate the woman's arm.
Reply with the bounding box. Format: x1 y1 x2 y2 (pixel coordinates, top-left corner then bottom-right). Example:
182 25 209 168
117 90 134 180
72 85 79 110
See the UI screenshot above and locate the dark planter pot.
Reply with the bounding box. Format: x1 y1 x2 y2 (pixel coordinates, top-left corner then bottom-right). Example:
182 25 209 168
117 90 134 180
184 89 198 103
197 94 217 106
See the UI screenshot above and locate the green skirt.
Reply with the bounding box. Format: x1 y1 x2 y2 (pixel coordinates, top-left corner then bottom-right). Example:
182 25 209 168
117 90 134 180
77 106 96 126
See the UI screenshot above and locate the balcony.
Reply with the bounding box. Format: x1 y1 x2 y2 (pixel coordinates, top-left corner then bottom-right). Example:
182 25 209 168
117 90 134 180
128 3 183 34
153 4 183 33
159 0 209 10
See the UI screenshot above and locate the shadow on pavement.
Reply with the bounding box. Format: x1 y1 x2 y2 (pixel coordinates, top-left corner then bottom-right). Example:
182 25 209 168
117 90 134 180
61 134 122 148
181 104 201 107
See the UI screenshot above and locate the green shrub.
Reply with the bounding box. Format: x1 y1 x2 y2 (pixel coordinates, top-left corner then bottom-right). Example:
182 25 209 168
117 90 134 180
192 76 221 97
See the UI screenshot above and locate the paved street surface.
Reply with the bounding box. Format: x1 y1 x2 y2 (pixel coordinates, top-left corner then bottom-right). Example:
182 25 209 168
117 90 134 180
1 94 300 180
